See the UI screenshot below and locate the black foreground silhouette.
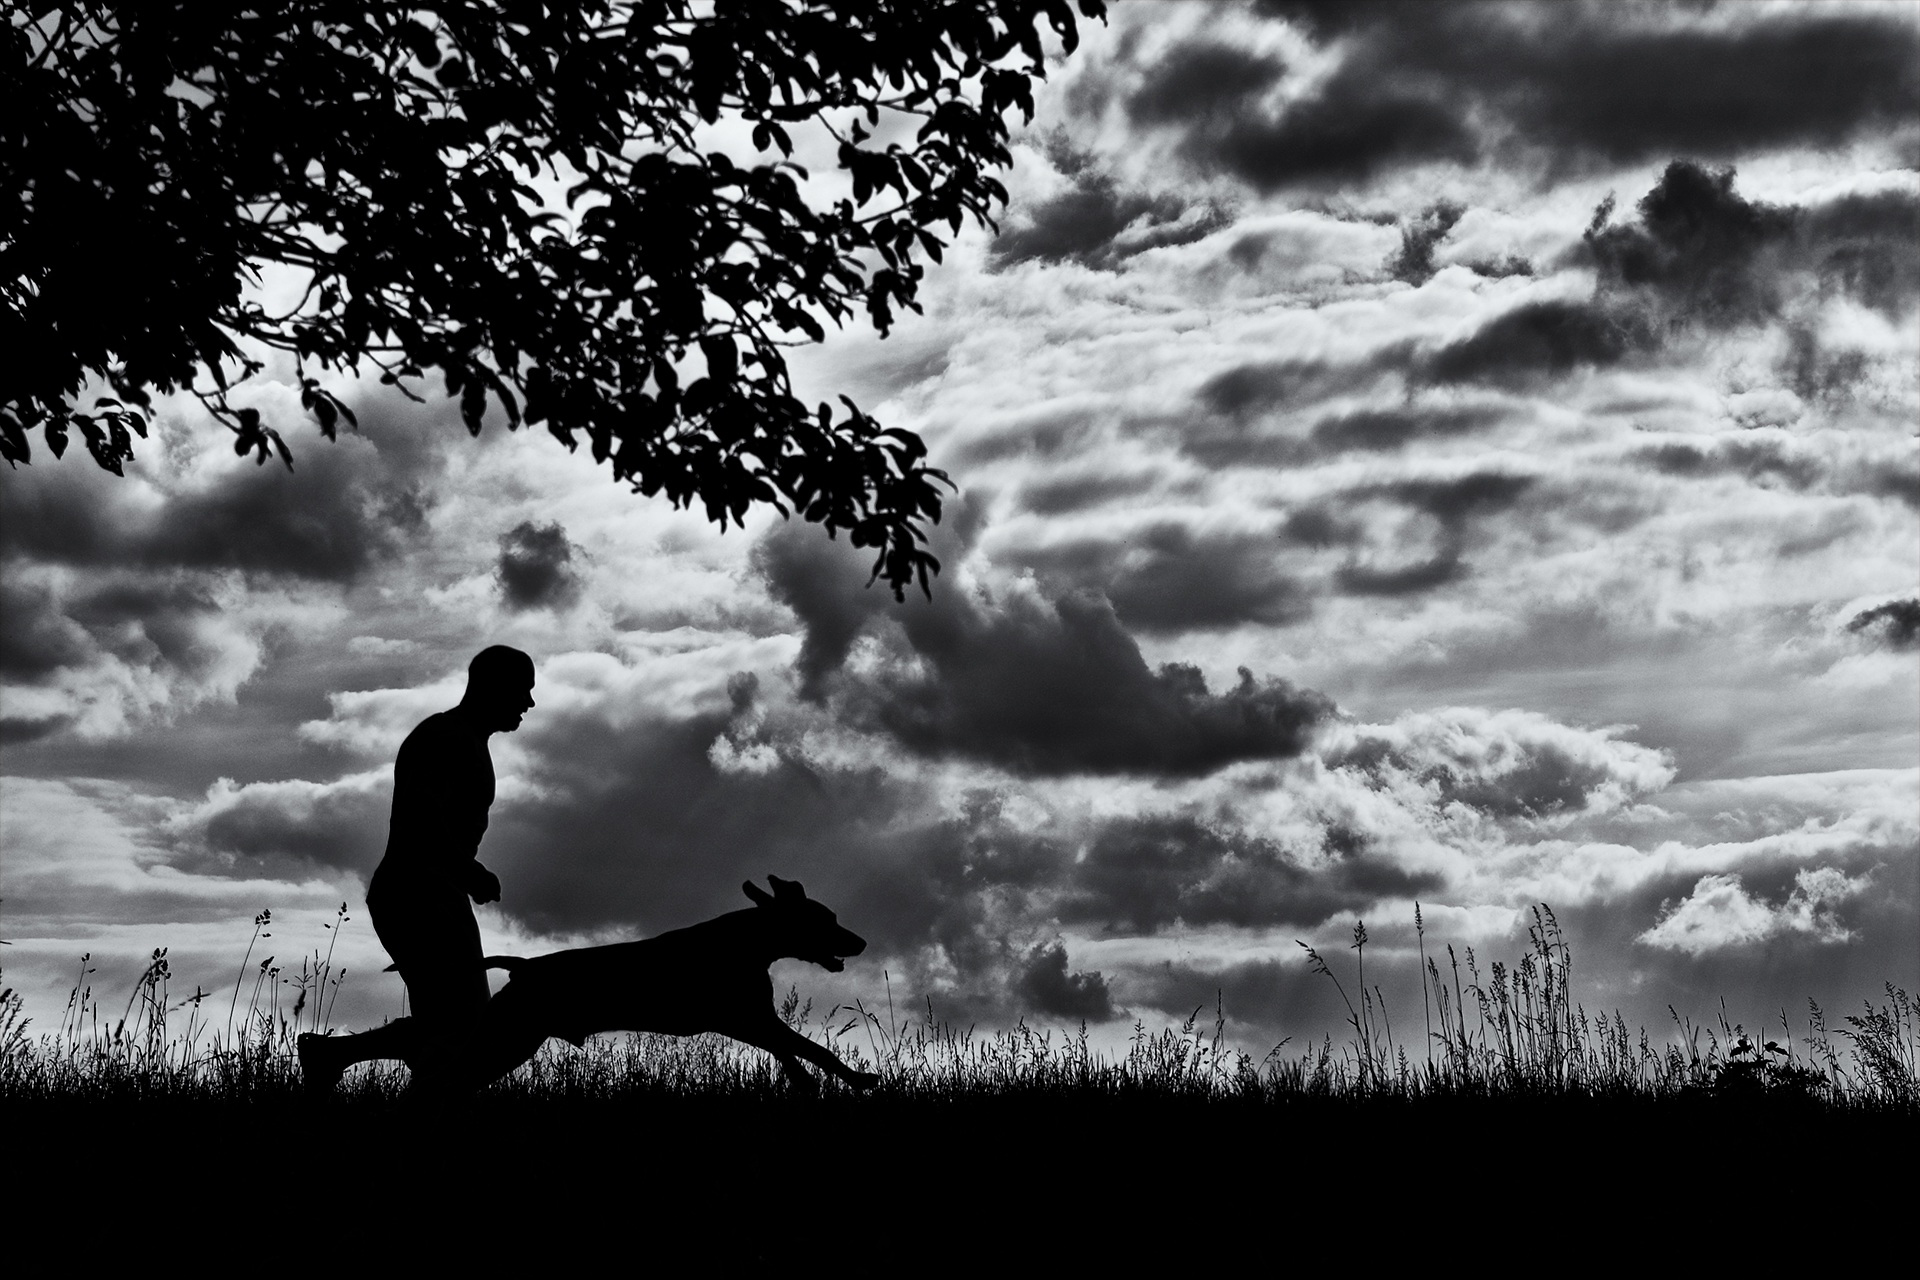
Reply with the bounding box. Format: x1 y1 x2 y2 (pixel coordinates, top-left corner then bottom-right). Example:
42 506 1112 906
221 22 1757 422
301 875 877 1095
296 643 876 1095
299 644 533 1087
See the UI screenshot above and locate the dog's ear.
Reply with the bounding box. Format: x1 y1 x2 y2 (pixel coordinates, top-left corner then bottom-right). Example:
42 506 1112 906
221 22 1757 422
743 879 774 907
769 874 805 901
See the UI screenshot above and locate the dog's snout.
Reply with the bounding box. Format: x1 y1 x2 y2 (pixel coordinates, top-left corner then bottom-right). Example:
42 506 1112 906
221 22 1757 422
837 926 866 957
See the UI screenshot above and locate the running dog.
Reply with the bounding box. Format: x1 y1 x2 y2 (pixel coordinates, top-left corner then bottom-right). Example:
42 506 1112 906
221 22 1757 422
356 875 881 1095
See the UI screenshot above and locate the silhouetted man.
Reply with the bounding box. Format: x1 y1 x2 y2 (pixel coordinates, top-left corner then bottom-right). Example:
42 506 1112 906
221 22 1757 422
298 645 536 1091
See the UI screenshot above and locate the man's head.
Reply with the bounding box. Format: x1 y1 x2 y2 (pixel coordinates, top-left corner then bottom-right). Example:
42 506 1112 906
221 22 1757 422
463 645 537 732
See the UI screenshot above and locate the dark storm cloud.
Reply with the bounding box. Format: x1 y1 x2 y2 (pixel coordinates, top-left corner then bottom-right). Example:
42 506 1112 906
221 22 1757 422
496 520 583 611
1201 358 1330 418
1631 437 1825 492
1378 472 1536 525
1137 5 1920 191
1198 351 1405 421
0 712 71 744
1335 555 1462 597
1015 470 1161 517
1015 941 1121 1021
63 577 227 672
188 776 391 880
1012 522 1313 633
1804 189 1920 317
1846 599 1920 651
1629 433 1919 512
0 567 240 700
1289 471 1532 599
756 512 1334 775
991 153 1230 271
1590 164 1920 323
0 578 88 678
1278 506 1354 550
0 434 430 582
1776 327 1877 408
1424 163 1919 390
1128 952 1343 1035
1125 33 1476 190
858 593 1332 776
755 497 991 698
1178 399 1499 469
1126 39 1287 127
1863 461 1920 512
1584 162 1795 325
1307 405 1499 455
1387 201 1465 287
1056 813 1439 933
1424 300 1661 388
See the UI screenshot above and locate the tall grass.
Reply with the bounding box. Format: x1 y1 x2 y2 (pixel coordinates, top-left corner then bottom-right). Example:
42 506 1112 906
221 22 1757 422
2 902 1914 1111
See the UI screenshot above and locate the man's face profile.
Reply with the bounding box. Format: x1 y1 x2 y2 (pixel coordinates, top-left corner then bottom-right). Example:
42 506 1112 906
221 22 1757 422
496 675 535 733
465 646 537 733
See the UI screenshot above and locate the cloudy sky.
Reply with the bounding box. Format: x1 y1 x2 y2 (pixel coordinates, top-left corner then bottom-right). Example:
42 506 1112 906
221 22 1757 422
4 0 1916 1054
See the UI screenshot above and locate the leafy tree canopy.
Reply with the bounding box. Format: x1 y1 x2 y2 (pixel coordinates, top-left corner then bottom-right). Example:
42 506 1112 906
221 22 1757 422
2 0 1104 595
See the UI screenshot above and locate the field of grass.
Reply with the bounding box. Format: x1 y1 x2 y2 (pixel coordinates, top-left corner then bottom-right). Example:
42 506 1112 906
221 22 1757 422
5 905 1912 1252
5 905 1913 1112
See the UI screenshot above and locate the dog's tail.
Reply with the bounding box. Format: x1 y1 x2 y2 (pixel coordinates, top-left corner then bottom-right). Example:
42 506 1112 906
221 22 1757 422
382 956 528 974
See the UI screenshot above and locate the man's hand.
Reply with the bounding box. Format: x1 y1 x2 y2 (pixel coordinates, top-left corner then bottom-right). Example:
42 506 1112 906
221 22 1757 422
466 862 502 905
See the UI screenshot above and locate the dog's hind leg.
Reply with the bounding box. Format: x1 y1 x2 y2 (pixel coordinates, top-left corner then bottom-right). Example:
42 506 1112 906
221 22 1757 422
425 981 555 1094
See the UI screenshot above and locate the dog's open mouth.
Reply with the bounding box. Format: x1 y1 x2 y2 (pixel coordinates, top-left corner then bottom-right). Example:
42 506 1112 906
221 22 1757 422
817 956 845 972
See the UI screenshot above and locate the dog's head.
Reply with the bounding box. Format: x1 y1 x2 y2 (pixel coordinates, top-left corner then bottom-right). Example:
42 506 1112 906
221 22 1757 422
742 875 867 972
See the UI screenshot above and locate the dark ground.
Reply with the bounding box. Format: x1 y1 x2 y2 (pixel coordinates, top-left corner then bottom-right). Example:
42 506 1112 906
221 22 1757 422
6 1094 1909 1259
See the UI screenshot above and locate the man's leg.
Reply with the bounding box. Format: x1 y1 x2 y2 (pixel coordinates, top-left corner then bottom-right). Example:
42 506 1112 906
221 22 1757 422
297 1019 421 1093
431 984 552 1094
302 892 489 1094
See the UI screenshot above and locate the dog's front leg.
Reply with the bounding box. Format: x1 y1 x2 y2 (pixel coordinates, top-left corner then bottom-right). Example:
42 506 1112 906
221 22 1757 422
739 1016 880 1092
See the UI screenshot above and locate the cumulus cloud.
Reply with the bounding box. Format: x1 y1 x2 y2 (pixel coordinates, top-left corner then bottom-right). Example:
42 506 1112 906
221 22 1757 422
0 566 267 741
0 397 452 744
1323 707 1675 821
1637 867 1870 955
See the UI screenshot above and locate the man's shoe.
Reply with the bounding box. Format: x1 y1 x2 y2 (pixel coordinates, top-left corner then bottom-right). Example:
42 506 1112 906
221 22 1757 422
297 1032 345 1095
